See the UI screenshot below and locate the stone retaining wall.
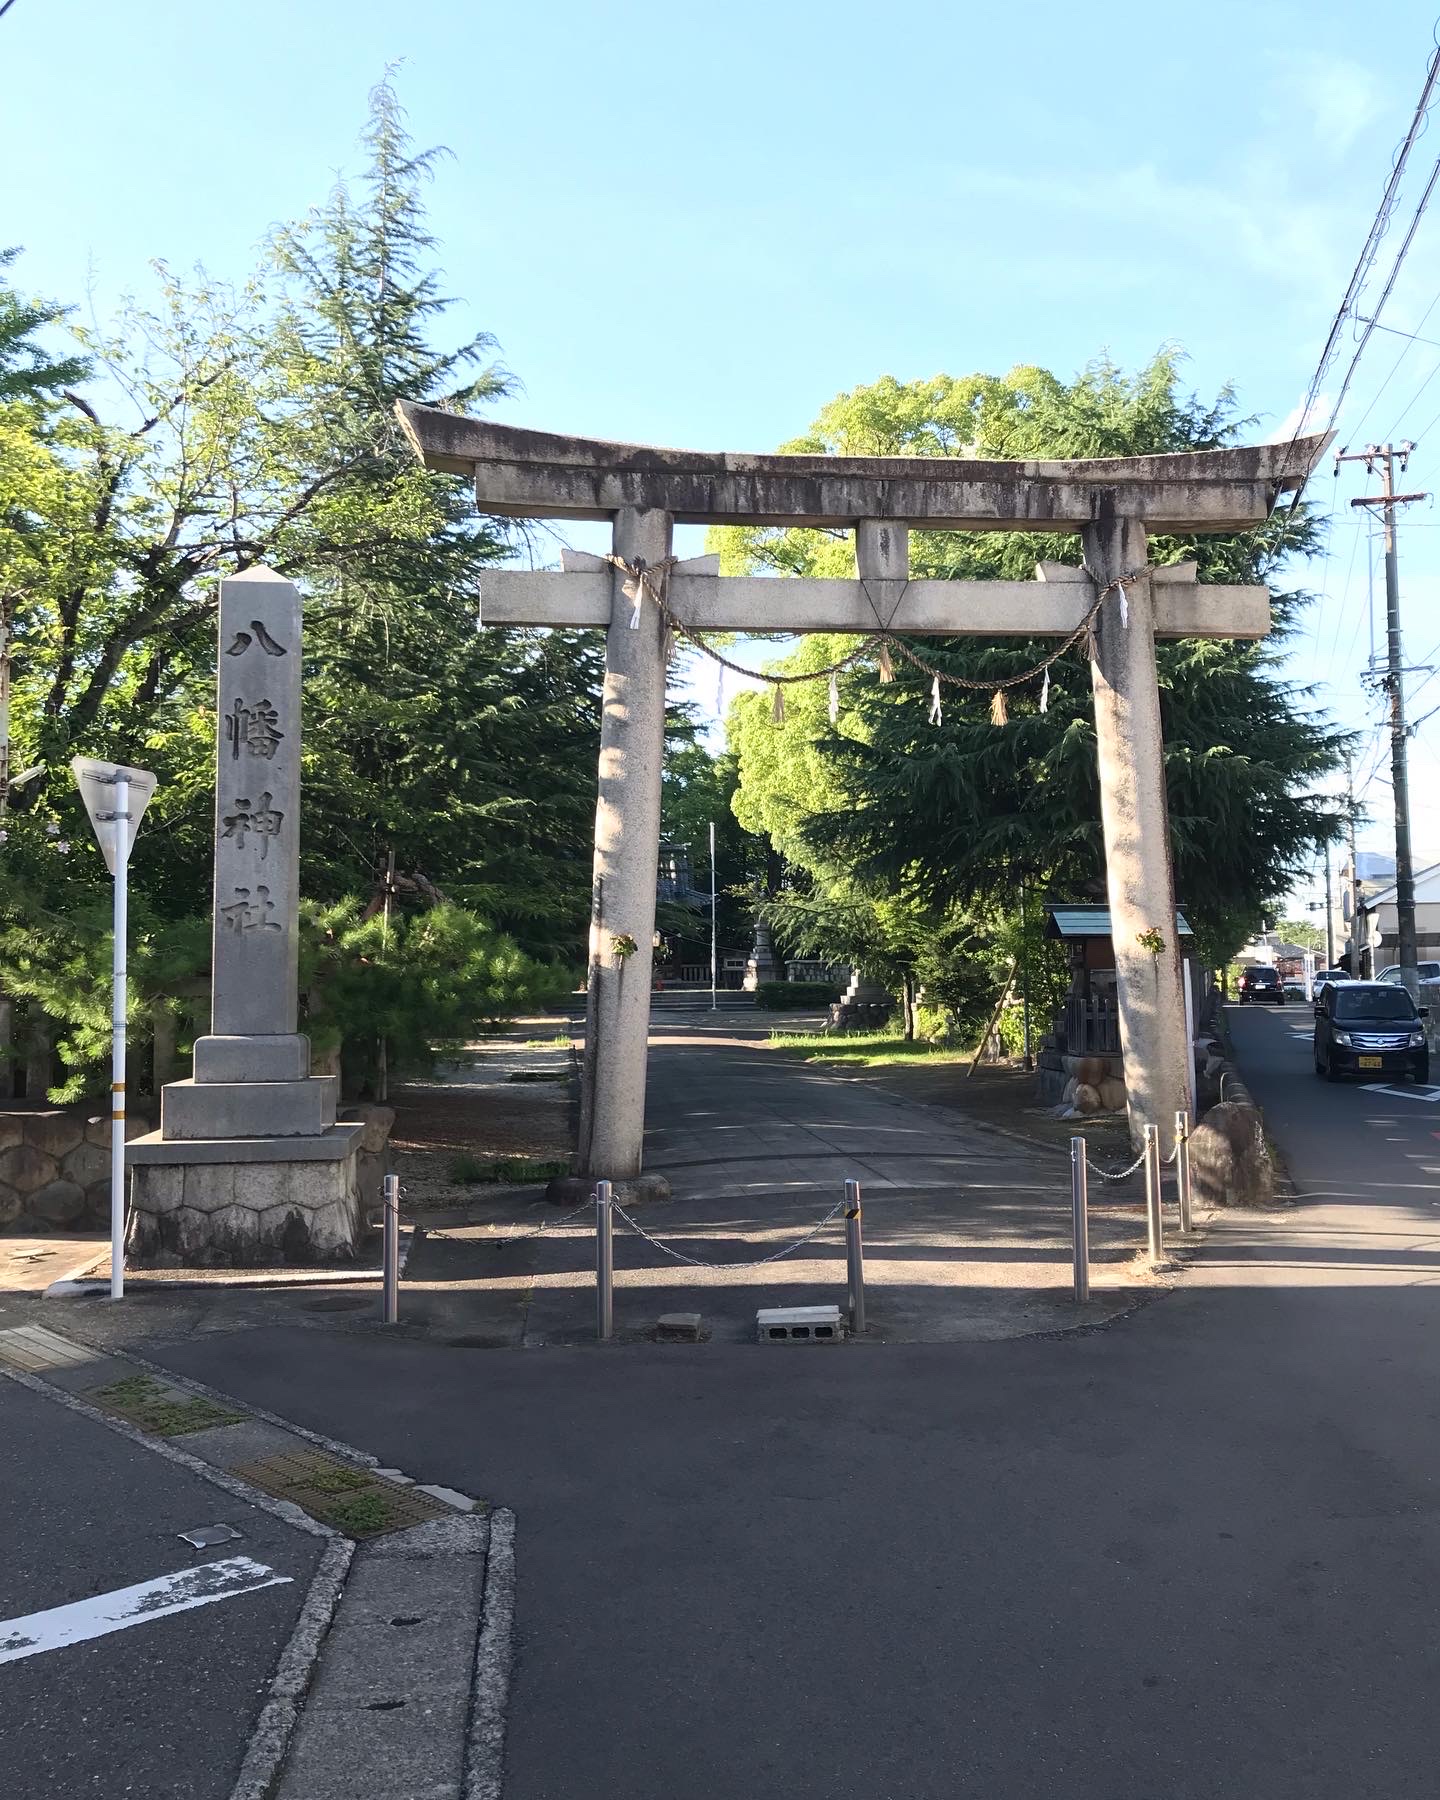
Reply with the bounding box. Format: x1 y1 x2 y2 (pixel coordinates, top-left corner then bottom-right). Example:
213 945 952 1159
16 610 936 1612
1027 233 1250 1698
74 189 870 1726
0 1109 153 1229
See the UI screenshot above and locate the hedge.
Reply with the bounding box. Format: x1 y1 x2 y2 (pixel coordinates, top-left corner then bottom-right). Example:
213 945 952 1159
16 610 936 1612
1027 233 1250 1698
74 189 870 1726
752 981 845 1010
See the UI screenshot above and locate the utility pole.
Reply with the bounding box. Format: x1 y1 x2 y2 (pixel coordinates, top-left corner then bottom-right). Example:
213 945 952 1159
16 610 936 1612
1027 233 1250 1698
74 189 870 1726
1345 751 1362 974
377 845 396 1102
1323 842 1336 969
709 820 718 1013
1339 443 1428 995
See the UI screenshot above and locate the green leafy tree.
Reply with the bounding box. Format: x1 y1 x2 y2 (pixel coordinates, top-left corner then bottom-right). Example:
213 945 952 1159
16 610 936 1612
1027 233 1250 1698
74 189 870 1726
1 80 602 1096
301 899 567 1097
722 355 1348 977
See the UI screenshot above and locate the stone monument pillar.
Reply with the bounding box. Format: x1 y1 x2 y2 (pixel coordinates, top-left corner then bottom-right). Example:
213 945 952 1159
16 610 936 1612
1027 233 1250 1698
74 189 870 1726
127 568 363 1265
742 918 781 990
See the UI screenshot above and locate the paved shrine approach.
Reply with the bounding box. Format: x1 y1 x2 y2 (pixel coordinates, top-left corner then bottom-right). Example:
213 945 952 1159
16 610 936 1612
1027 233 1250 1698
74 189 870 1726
399 401 1329 1170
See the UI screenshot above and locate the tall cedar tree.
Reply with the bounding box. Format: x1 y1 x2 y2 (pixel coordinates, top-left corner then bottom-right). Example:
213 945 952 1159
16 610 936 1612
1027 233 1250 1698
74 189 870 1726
4 80 603 964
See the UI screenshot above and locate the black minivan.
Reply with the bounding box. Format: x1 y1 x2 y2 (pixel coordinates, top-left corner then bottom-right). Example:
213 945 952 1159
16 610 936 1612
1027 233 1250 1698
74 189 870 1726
1313 981 1430 1083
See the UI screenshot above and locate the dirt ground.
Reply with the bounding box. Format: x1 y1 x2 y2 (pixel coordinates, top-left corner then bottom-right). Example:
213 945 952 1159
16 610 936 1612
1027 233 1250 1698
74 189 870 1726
387 1027 577 1211
852 1059 1137 1161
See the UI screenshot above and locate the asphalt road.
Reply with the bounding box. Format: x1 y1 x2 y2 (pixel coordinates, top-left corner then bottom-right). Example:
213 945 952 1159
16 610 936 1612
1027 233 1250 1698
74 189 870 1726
1226 996 1440 1216
151 1203 1440 1796
0 1378 320 1799
15 1008 1440 1798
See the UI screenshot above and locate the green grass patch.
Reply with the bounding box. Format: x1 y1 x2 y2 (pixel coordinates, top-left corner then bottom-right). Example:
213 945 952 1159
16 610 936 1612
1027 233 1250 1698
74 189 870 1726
767 1027 976 1068
447 1154 571 1185
327 1492 409 1536
523 1035 571 1049
91 1374 247 1437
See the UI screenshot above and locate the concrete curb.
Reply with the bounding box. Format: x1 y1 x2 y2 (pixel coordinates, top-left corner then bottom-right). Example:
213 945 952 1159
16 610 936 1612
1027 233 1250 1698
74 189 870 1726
228 1536 355 1800
0 1363 339 1540
2 1336 499 1800
62 1336 386 1471
464 1507 517 1800
42 1229 415 1300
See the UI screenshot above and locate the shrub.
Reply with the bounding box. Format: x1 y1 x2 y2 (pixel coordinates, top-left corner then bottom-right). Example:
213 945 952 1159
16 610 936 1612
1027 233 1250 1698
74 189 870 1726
752 980 844 1010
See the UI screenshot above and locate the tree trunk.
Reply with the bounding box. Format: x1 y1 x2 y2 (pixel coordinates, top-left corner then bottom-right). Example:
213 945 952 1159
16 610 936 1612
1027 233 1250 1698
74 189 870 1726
902 973 917 1042
0 992 13 1099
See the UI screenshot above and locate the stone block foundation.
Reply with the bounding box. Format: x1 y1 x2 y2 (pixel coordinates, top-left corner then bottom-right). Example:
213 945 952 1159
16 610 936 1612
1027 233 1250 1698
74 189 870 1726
127 1122 364 1266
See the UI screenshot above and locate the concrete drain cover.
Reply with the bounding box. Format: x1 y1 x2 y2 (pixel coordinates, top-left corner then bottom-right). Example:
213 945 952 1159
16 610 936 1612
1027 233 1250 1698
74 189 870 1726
229 1450 454 1537
90 1375 248 1436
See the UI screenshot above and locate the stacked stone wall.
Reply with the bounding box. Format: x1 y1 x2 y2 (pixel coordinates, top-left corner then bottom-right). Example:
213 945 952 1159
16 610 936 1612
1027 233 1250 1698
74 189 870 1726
0 1110 152 1229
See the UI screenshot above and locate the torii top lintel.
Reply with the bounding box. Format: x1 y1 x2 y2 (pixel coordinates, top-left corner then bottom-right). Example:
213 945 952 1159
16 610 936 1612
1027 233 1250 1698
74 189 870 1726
396 401 1331 534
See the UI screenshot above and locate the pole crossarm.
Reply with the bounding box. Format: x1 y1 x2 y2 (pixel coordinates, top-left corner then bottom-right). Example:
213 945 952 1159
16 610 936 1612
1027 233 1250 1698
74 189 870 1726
397 401 1331 533
476 554 1272 639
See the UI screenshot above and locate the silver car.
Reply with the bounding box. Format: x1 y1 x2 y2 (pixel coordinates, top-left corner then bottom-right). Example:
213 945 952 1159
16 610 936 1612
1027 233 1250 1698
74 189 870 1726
1376 963 1440 985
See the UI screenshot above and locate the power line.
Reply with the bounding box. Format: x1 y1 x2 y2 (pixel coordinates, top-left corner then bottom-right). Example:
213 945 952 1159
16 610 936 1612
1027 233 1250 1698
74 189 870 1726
1330 157 1440 434
1283 43 1440 484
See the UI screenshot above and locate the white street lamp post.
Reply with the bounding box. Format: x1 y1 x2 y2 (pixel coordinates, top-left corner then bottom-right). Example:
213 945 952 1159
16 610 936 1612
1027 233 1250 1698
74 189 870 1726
73 757 156 1300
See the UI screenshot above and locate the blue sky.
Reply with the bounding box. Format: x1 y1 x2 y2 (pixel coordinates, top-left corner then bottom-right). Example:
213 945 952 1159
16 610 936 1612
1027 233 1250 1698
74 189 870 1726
8 0 1440 911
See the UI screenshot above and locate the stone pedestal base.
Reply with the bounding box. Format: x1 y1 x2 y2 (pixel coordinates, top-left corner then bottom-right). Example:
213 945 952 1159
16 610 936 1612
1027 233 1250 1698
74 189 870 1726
126 1122 363 1266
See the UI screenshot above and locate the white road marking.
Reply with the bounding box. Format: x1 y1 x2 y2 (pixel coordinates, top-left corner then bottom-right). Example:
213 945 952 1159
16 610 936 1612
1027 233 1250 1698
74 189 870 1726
0 1557 292 1664
1361 1084 1440 1103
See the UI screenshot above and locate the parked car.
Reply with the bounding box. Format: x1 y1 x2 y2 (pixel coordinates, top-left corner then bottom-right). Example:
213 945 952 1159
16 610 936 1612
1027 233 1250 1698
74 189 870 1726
1314 981 1429 1083
1238 965 1285 1005
1375 963 1440 985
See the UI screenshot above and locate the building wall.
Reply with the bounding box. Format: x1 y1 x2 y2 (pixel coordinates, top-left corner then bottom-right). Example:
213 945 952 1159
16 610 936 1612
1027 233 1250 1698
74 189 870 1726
1359 901 1440 973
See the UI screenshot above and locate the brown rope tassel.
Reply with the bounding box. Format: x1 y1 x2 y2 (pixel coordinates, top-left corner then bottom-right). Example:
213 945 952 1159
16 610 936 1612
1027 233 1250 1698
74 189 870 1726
990 690 1008 726
877 642 895 684
772 684 786 724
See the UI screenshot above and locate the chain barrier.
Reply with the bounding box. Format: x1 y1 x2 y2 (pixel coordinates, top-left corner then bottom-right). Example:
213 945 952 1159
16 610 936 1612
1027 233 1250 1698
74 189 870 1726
467 1198 595 1247
1086 1148 1148 1183
609 1197 845 1269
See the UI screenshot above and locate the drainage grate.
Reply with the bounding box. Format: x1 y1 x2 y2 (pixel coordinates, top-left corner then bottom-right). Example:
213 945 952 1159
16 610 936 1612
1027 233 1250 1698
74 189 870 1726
756 1304 845 1344
229 1450 455 1537
90 1374 248 1436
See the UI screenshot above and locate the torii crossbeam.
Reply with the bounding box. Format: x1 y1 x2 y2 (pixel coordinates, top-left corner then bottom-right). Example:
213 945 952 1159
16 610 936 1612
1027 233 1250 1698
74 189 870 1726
399 401 1328 1164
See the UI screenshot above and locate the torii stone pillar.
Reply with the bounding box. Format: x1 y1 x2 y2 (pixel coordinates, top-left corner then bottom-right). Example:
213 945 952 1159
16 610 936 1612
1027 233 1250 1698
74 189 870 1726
395 402 1329 1169
575 507 672 1178
1084 511 1189 1138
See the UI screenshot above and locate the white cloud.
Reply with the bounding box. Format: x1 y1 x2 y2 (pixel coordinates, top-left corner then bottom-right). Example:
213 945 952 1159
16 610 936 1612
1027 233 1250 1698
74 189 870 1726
1279 52 1386 156
1268 392 1335 443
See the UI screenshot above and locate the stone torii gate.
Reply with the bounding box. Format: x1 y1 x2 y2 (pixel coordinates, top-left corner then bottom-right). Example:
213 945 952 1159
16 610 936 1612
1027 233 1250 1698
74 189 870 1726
398 402 1327 1164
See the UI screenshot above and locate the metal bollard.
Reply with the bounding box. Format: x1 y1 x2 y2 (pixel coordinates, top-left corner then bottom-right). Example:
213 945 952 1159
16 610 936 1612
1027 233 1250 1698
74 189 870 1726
381 1173 400 1325
844 1178 866 1335
1070 1137 1090 1303
1144 1123 1164 1266
1174 1109 1194 1234
595 1180 613 1342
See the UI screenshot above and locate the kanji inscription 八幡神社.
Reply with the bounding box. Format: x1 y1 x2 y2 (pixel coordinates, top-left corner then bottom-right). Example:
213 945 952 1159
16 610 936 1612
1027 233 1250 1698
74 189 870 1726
398 403 1329 1166
127 568 363 1265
